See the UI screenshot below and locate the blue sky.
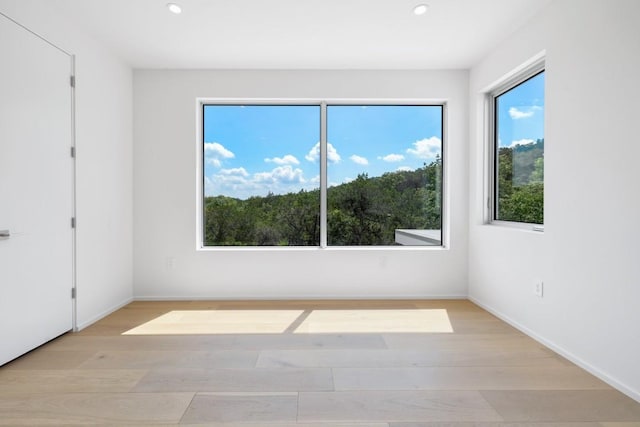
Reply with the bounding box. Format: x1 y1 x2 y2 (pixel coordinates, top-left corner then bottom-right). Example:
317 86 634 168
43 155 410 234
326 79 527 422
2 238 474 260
204 104 442 199
496 71 545 148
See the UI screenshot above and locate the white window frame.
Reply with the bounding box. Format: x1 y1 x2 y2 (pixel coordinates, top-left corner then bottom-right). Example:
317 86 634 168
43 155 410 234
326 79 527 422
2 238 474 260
486 56 545 231
195 98 448 250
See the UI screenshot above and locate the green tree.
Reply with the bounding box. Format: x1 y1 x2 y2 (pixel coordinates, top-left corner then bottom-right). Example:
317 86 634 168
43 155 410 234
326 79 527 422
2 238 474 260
280 189 320 245
496 139 544 224
328 173 384 245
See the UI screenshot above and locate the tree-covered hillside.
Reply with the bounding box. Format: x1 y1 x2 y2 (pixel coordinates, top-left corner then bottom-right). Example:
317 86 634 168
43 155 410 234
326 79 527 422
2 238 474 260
497 139 544 224
203 137 544 246
204 157 442 246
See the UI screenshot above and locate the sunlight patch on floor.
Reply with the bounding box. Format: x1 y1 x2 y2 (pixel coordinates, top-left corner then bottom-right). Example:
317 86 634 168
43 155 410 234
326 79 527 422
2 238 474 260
121 308 454 335
122 310 304 335
293 309 453 333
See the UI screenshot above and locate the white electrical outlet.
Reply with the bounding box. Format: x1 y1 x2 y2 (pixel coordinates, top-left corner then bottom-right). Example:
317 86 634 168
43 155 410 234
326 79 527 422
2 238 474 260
533 279 544 298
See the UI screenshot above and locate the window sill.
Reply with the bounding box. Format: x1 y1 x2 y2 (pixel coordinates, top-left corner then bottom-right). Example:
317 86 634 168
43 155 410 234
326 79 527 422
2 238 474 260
488 220 544 233
197 245 447 252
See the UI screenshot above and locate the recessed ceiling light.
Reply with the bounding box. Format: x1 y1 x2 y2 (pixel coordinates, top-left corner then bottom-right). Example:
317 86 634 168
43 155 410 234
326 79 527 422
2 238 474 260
167 3 182 14
413 4 429 15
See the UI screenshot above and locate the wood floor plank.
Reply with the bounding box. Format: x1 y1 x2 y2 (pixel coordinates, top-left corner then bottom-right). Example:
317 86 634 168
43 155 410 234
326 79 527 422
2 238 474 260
75 312 170 336
0 369 147 393
256 348 570 369
212 299 424 310
382 333 538 351
77 349 258 370
1 350 96 370
125 300 221 309
180 392 298 423
297 390 504 422
44 333 387 352
119 309 306 336
0 392 194 425
293 309 455 333
132 367 334 392
177 423 391 426
332 366 610 391
481 390 640 422
448 319 522 334
389 423 600 427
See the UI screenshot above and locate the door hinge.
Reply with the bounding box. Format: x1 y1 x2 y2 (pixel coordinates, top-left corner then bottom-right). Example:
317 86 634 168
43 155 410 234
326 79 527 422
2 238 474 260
71 217 76 228
71 288 76 299
70 75 75 88
70 146 76 158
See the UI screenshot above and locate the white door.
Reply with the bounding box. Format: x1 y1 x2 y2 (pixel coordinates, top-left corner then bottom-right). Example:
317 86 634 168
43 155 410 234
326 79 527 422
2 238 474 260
0 14 74 366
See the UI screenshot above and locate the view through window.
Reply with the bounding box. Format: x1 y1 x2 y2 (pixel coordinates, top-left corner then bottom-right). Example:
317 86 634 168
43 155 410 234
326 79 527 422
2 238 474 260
326 105 442 246
493 70 545 225
202 103 443 247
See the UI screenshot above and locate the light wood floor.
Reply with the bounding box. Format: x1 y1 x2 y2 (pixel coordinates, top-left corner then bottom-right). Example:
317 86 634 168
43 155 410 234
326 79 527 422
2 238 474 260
1 299 639 426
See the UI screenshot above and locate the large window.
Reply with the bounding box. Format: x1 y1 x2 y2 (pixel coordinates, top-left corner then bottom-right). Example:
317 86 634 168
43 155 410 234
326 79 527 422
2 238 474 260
201 102 443 247
492 68 545 226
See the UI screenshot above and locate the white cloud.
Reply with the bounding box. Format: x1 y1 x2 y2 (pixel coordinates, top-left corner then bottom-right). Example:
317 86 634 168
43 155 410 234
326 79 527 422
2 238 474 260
207 164 319 199
204 142 234 168
396 166 412 172
328 144 341 163
219 167 249 177
379 153 405 162
508 107 534 119
265 154 300 165
204 142 234 158
217 175 248 185
506 138 535 148
254 165 306 184
208 173 251 195
350 154 369 165
305 142 341 163
305 143 320 162
407 137 441 160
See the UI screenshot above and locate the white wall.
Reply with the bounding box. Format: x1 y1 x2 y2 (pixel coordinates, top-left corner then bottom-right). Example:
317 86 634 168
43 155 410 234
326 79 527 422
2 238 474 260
469 0 640 400
133 69 469 299
0 1 134 328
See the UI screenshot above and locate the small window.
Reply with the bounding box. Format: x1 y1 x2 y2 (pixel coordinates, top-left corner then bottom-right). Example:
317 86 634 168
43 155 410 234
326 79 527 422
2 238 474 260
492 68 545 226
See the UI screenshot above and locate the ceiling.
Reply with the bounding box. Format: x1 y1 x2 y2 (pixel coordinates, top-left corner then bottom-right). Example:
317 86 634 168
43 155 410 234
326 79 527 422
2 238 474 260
46 0 549 69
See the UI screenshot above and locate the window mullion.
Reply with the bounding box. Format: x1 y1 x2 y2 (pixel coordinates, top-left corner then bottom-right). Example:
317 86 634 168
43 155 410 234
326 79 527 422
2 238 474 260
320 102 328 248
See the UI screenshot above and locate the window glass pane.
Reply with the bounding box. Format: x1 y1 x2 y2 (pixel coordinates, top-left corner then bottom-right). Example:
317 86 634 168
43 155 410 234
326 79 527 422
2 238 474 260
326 105 443 246
495 71 545 224
203 105 320 246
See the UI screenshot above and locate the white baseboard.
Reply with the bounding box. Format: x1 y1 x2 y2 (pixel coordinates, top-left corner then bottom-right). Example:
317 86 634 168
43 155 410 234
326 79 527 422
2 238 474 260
469 296 640 404
75 297 133 331
133 294 468 301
